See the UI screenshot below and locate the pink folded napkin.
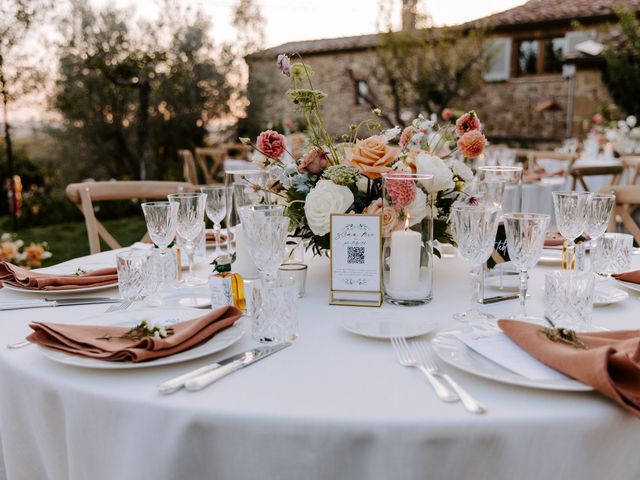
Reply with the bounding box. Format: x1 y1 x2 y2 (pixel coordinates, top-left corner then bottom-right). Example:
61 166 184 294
27 305 242 362
613 270 640 285
0 261 117 290
499 319 640 417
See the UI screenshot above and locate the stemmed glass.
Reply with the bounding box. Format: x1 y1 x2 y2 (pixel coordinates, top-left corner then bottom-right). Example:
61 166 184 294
585 193 615 271
167 192 207 285
476 165 523 213
200 186 229 254
141 201 178 288
237 205 289 285
552 191 592 269
503 213 550 320
450 203 501 322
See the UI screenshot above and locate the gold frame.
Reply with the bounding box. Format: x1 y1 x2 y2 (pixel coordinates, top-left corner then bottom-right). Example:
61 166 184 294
329 213 383 307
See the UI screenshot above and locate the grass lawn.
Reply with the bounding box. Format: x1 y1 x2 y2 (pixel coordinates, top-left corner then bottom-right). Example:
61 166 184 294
3 217 147 267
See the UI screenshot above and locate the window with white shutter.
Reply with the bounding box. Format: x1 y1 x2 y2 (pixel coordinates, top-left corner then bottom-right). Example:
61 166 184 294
483 38 512 82
564 30 596 54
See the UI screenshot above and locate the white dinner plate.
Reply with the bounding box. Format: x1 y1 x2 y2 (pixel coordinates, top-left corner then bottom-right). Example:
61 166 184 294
593 286 628 306
340 310 437 339
538 249 563 265
36 307 245 369
2 282 118 295
614 279 640 293
431 329 592 392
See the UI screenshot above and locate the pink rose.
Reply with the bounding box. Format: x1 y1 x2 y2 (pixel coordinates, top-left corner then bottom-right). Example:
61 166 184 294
457 130 487 159
257 130 286 159
442 108 453 121
363 198 401 237
592 113 604 125
384 171 416 207
455 111 481 137
299 147 328 174
399 126 417 149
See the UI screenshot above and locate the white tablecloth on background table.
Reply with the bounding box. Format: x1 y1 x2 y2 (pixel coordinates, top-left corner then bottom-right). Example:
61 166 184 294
1 251 640 480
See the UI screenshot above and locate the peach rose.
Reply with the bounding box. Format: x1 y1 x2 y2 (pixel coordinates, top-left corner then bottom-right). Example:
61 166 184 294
592 113 604 125
441 108 454 121
299 147 328 174
345 136 397 180
25 243 46 268
457 130 487 159
363 198 401 237
0 241 18 261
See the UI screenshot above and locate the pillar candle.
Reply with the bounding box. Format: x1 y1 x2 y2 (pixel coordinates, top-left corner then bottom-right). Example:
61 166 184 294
389 226 421 293
233 224 259 279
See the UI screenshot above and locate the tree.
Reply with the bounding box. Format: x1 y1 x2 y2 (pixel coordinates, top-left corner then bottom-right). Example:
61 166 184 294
54 1 233 181
0 0 50 220
358 2 486 127
603 8 640 117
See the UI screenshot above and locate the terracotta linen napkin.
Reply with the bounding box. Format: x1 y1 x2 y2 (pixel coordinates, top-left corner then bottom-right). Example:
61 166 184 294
613 270 640 285
499 319 640 417
26 305 242 362
0 261 117 290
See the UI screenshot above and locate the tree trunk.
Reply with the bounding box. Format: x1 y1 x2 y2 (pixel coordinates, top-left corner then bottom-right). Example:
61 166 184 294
0 54 16 224
137 81 150 180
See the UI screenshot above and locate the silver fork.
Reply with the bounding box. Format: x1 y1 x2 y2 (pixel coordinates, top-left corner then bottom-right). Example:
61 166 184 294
104 300 132 313
390 337 458 402
416 341 487 414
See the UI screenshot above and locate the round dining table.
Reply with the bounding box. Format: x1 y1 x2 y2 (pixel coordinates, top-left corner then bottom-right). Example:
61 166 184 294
1 248 640 480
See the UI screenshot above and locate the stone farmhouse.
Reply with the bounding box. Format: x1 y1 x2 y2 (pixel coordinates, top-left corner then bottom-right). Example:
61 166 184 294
246 0 640 145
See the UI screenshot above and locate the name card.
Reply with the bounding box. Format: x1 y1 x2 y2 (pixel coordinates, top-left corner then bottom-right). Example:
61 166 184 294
329 214 382 307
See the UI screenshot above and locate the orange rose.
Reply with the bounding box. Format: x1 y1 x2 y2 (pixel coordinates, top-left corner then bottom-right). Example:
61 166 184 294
0 242 18 261
25 243 45 268
344 135 397 180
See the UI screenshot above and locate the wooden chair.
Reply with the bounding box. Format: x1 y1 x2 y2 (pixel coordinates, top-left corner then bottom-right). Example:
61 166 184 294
601 185 640 245
178 150 199 185
620 155 640 185
526 151 578 181
194 147 224 184
66 181 197 254
570 165 623 191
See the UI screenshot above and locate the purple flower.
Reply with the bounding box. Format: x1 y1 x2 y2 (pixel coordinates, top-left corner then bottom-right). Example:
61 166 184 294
277 54 291 77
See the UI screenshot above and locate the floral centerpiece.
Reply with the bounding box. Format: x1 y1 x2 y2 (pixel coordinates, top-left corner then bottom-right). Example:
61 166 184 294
241 54 486 255
0 233 52 268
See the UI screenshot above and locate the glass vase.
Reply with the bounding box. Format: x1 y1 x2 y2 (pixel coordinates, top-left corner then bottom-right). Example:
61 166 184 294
382 172 434 306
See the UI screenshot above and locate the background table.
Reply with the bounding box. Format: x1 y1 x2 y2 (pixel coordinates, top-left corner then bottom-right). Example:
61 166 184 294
1 251 640 480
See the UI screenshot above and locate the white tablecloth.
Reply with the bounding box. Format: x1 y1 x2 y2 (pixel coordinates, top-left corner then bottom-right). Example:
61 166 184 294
1 251 640 480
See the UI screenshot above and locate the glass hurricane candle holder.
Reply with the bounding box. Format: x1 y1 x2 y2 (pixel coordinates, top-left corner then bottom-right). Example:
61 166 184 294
382 172 434 306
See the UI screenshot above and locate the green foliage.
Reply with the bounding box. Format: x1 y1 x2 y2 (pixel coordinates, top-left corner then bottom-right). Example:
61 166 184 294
54 1 233 182
603 8 640 117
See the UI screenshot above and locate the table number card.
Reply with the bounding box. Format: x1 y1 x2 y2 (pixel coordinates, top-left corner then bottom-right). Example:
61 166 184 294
329 214 382 307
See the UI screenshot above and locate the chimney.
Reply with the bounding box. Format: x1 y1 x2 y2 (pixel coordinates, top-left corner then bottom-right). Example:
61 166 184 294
402 0 417 31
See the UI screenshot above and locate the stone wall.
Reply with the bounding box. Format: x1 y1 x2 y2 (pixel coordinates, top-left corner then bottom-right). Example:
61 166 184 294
247 51 614 146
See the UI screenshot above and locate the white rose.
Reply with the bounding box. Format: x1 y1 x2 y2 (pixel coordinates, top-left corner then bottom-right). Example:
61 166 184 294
404 187 428 226
628 115 638 128
355 176 369 192
380 126 401 143
415 153 454 193
450 160 474 182
304 180 354 236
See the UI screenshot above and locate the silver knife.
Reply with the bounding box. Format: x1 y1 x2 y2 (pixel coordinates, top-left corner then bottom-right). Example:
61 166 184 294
0 297 122 311
182 343 292 392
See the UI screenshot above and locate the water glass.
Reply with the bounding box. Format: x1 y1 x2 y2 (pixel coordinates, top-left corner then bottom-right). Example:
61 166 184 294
503 213 550 320
552 191 592 269
476 165 523 213
116 250 151 301
544 270 595 330
201 186 229 253
167 192 207 285
148 247 178 289
592 233 633 276
585 193 615 270
252 282 298 343
278 263 308 298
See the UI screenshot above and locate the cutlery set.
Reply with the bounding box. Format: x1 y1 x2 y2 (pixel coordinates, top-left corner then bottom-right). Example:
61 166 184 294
0 297 123 311
391 336 487 414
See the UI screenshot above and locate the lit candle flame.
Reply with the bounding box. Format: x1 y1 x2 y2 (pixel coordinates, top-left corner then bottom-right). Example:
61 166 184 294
404 215 410 230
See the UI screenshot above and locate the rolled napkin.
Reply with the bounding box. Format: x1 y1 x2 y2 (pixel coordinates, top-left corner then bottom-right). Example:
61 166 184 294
27 305 242 362
613 270 640 285
0 261 117 290
499 319 640 417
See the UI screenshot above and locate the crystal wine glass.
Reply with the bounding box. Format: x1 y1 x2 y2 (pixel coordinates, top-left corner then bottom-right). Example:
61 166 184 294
238 205 289 285
477 165 523 213
141 201 178 289
503 213 550 320
167 192 207 285
552 191 592 269
200 186 229 254
450 203 501 322
585 193 615 271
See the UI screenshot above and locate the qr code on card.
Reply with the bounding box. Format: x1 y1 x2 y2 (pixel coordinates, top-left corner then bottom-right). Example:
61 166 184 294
347 246 365 264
